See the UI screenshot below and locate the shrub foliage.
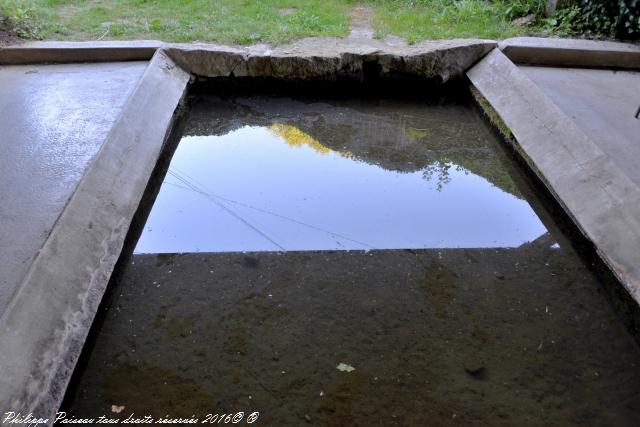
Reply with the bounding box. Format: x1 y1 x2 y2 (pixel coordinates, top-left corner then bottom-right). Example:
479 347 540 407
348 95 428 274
579 0 639 39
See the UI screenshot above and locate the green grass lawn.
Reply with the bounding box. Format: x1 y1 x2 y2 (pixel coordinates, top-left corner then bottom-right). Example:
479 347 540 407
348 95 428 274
1 0 540 45
374 0 523 42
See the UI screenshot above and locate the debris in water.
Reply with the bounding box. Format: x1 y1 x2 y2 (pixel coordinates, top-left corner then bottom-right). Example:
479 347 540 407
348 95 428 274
111 405 125 413
464 359 486 379
337 362 356 372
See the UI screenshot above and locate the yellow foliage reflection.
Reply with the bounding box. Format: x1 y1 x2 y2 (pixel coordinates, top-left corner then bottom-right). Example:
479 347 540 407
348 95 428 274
268 124 331 155
268 123 353 159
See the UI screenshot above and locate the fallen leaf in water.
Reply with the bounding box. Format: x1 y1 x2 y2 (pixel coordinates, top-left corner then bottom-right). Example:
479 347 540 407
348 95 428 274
111 405 125 414
336 363 355 373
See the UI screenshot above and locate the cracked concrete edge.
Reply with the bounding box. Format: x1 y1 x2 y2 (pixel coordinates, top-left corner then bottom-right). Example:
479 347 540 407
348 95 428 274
0 38 497 81
0 49 190 421
499 37 640 69
468 48 640 306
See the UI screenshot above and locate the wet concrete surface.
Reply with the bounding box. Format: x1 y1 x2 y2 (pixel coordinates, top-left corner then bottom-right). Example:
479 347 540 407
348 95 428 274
520 66 640 187
0 61 147 315
136 95 546 253
63 92 640 425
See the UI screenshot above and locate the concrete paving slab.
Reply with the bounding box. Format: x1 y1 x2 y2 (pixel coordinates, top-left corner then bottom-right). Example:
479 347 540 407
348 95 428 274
520 66 640 187
499 37 640 69
0 51 190 419
468 49 640 308
0 61 147 316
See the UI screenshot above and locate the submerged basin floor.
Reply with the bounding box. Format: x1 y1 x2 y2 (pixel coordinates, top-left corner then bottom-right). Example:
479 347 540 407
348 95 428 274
63 93 640 425
65 249 640 425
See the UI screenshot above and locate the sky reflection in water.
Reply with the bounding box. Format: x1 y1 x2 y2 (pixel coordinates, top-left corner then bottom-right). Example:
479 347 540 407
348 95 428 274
136 124 547 253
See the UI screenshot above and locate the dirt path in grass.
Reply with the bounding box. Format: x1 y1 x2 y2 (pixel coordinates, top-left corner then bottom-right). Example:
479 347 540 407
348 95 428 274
349 5 375 39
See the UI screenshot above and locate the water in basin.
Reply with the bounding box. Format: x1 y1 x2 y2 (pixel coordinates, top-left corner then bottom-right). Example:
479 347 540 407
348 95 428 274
63 92 640 426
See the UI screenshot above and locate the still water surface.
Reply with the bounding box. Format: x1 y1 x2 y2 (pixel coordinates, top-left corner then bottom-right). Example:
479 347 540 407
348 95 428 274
136 97 546 253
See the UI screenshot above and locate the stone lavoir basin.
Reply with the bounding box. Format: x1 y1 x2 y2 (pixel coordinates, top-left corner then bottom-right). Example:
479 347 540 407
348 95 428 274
61 85 640 425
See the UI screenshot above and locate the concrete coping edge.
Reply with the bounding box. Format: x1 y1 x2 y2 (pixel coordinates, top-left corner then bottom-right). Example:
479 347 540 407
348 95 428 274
499 37 640 69
1 37 637 75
